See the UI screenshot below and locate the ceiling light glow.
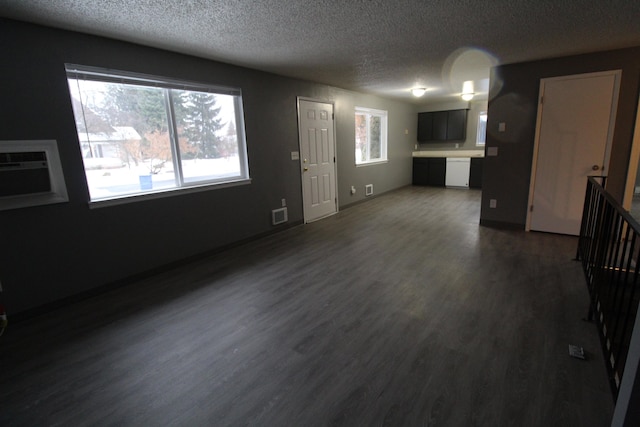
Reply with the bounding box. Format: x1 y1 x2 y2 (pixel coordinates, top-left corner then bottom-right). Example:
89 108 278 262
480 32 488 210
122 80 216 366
461 80 474 101
412 88 426 97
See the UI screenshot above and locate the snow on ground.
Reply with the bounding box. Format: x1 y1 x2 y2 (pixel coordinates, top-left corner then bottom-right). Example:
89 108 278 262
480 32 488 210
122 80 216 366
85 156 242 199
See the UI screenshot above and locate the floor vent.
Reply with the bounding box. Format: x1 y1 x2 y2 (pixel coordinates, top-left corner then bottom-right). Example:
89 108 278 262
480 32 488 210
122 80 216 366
365 184 373 196
272 207 288 225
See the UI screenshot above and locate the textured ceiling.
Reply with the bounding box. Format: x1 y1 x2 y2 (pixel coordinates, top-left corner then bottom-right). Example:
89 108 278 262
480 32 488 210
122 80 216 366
2 0 640 103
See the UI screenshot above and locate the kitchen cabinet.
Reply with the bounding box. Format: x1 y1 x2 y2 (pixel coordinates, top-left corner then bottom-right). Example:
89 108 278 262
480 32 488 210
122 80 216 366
432 111 449 141
412 157 446 186
469 157 483 189
417 109 468 142
446 110 467 140
417 113 433 143
414 155 483 188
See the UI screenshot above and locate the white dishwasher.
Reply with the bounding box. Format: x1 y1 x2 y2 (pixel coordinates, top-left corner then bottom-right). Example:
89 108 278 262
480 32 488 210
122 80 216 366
445 158 471 187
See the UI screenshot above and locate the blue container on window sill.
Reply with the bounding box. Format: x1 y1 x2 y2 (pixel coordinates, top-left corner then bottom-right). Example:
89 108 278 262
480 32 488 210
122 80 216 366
139 175 152 190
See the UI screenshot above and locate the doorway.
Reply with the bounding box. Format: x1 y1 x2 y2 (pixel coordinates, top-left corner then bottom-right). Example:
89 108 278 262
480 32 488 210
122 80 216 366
297 99 337 223
622 95 640 220
527 70 621 235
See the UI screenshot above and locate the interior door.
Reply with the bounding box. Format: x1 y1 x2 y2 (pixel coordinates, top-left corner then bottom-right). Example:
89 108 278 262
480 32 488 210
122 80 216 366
298 99 337 222
528 71 620 235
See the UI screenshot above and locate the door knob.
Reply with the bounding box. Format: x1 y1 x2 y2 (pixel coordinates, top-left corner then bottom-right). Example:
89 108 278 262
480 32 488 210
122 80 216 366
303 167 308 171
592 165 600 171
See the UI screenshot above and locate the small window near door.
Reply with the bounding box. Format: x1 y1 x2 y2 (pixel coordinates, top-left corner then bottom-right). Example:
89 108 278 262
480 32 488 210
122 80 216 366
476 111 487 146
355 107 388 165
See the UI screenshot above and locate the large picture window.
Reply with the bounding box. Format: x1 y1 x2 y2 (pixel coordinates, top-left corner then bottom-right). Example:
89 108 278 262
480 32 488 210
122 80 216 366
355 107 388 165
66 65 249 203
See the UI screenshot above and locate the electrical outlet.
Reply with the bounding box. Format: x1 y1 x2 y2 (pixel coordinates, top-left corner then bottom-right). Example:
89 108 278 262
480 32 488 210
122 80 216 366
281 198 286 207
490 199 497 208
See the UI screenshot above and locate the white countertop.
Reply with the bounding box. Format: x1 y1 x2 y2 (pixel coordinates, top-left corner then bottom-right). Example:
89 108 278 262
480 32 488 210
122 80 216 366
412 150 484 158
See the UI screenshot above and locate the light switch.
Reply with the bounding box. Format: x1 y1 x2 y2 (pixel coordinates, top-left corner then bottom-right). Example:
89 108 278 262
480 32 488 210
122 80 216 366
291 151 300 160
498 122 506 132
487 147 498 156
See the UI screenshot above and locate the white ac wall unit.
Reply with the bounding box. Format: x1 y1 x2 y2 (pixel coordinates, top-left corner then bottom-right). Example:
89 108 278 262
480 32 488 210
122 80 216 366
0 140 68 211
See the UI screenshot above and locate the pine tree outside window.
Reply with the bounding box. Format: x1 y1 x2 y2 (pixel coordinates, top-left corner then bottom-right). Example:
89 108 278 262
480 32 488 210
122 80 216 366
66 65 249 204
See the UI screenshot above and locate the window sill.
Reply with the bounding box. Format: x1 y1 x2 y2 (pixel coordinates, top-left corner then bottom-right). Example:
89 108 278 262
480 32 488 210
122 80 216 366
356 160 389 167
88 178 251 209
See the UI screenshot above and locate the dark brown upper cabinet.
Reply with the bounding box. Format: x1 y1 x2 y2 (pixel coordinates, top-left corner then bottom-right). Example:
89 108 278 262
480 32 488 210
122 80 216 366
417 109 467 142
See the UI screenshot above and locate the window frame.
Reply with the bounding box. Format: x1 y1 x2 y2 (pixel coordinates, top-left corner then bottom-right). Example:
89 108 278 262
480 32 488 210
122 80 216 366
65 64 250 207
355 106 388 166
476 111 487 146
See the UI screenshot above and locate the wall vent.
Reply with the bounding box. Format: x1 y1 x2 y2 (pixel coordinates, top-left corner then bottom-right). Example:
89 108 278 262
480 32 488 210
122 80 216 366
365 184 373 196
272 207 288 225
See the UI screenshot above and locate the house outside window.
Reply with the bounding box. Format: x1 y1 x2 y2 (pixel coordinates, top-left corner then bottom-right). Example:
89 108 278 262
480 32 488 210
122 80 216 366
66 65 249 203
476 111 487 146
355 107 388 165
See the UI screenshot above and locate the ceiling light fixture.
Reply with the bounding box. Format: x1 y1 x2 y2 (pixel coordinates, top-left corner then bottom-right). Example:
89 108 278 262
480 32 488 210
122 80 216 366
412 88 426 97
461 80 474 101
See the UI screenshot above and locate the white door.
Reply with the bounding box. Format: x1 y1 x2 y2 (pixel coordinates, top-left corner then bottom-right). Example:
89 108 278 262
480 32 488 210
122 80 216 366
528 71 620 235
298 99 337 222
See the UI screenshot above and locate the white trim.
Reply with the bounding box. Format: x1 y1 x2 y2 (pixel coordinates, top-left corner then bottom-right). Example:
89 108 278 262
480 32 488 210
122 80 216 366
622 95 640 210
296 97 339 223
89 178 251 209
66 65 250 204
356 160 389 167
476 111 487 146
355 106 388 165
65 63 241 96
526 70 621 231
355 106 387 116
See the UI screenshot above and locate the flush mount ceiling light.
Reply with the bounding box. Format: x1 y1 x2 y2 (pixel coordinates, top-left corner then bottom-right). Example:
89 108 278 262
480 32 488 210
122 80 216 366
411 88 427 97
461 80 474 101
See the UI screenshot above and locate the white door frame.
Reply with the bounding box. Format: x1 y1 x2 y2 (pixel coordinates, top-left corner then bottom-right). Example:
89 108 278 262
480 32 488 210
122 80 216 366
622 95 640 211
296 97 339 223
525 70 621 232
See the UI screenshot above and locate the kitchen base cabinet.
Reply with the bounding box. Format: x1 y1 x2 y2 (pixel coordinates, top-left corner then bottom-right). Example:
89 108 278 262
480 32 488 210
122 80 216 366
469 157 484 189
412 157 446 187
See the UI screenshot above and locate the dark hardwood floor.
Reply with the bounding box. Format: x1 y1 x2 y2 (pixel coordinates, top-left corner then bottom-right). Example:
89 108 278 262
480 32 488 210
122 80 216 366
0 186 614 426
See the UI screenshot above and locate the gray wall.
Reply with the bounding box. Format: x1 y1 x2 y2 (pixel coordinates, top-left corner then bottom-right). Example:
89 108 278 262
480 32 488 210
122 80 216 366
0 19 415 314
480 47 640 229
